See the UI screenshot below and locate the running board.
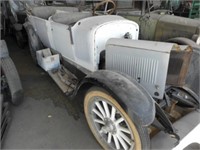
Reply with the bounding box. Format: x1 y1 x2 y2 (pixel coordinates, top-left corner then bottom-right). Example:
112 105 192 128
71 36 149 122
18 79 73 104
48 66 78 95
48 70 72 94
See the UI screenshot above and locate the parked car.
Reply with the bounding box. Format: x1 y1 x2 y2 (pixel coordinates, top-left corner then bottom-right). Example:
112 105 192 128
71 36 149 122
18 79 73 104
0 94 11 149
115 0 200 44
0 0 47 48
47 0 200 44
0 40 24 147
24 2 199 150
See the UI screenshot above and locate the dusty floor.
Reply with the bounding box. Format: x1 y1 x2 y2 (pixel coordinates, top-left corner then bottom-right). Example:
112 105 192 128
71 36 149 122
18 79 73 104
6 36 80 116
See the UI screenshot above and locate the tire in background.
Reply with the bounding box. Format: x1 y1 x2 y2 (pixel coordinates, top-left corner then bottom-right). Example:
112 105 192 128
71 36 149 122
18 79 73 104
1 57 24 105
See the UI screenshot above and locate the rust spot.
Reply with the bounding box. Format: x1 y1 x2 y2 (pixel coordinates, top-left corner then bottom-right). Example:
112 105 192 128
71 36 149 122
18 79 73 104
166 45 193 86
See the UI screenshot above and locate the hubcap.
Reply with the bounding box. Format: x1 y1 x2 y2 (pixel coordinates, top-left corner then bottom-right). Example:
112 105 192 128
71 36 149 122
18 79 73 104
91 97 135 150
100 118 117 134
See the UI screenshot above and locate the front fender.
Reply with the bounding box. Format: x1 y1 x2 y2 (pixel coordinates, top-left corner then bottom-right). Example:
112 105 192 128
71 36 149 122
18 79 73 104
75 70 155 126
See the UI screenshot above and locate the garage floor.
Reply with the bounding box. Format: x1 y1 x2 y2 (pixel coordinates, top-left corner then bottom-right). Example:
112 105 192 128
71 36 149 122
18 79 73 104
2 36 200 149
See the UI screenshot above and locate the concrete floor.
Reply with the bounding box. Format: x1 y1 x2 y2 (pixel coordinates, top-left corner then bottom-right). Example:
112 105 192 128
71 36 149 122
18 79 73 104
2 36 200 149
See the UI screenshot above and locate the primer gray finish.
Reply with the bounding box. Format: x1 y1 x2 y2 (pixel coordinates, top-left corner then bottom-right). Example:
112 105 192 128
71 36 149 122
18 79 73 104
106 39 175 99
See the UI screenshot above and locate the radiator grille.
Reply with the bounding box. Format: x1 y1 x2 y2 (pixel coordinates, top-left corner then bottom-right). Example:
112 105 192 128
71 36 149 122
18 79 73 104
109 54 159 84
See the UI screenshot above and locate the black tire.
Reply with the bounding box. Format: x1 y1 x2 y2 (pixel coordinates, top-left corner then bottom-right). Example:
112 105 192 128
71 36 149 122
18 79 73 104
24 22 43 63
15 31 26 49
84 87 150 150
28 39 39 64
1 57 24 105
0 40 9 58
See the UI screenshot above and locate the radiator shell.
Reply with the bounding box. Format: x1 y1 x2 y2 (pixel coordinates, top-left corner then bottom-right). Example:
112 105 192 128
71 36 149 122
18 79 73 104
106 39 180 99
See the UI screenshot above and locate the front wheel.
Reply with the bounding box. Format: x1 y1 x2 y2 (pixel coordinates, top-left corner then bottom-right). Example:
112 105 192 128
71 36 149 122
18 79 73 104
84 87 150 150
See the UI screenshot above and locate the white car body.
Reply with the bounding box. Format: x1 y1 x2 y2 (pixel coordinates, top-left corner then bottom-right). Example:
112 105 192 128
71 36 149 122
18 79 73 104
25 6 200 150
28 14 139 72
173 123 200 150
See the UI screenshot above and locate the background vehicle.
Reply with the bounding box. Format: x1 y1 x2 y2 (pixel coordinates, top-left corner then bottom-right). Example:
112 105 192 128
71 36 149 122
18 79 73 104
0 94 11 149
24 2 199 150
115 0 200 44
45 0 200 44
0 40 24 147
1 0 46 48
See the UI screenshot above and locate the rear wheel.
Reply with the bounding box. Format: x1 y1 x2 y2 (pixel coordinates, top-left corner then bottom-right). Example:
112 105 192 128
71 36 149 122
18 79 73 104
15 31 26 49
84 87 150 150
24 22 43 63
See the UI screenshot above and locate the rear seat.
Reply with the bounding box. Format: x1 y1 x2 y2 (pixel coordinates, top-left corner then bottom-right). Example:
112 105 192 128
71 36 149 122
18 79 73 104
31 6 79 19
51 11 92 25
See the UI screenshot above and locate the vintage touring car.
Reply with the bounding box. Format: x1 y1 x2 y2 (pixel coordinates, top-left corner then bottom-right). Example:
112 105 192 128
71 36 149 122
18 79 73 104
23 3 199 150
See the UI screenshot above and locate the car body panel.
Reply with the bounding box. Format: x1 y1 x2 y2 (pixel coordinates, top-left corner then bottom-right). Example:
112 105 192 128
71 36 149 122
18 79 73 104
28 14 139 72
106 38 191 99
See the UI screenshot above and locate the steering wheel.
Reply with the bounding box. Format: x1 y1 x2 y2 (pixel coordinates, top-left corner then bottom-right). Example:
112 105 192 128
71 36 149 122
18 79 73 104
93 0 116 15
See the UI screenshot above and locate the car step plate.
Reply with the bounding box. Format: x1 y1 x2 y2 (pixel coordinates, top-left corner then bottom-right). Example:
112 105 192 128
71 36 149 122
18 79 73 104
48 69 76 95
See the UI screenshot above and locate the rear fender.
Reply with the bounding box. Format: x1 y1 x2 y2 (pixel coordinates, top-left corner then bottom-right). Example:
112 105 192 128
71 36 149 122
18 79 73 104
23 21 43 50
74 70 155 126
